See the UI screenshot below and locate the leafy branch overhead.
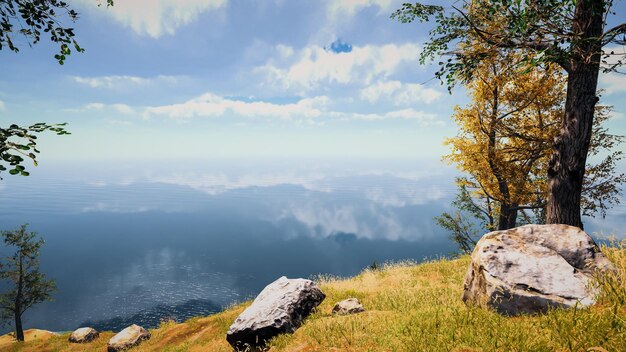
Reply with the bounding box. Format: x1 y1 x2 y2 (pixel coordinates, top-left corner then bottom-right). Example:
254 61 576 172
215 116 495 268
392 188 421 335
0 0 111 179
392 0 626 88
0 0 114 64
0 123 69 178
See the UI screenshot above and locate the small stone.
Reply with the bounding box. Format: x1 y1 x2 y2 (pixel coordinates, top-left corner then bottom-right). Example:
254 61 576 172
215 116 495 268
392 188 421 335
332 298 365 315
226 276 325 351
68 327 99 343
107 324 150 352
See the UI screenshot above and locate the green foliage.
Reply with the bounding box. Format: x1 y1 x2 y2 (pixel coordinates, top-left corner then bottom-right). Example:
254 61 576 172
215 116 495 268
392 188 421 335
0 123 69 179
435 212 477 254
392 0 625 89
435 180 483 254
439 104 625 253
0 0 110 179
0 0 114 64
582 105 626 218
368 261 381 271
392 2 470 90
0 225 56 328
439 111 625 253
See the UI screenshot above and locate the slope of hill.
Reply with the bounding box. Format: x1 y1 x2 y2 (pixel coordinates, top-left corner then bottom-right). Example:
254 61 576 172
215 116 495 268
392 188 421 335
2 243 625 351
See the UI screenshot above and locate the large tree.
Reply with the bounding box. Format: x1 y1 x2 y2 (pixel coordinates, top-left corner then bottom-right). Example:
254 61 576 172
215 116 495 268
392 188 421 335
0 0 112 178
0 225 56 342
439 103 625 253
393 0 626 229
436 52 624 252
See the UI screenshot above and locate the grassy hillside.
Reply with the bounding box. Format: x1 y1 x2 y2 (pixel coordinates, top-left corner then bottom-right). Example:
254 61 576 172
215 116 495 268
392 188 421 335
3 243 625 352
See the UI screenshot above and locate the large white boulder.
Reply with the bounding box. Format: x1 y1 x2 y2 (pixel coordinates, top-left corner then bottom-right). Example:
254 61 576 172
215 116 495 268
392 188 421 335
226 276 325 351
68 327 99 343
107 324 150 352
462 224 613 315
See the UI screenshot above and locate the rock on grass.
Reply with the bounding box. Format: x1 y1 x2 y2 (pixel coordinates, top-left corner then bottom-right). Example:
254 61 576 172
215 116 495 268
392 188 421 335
463 224 613 315
227 276 325 351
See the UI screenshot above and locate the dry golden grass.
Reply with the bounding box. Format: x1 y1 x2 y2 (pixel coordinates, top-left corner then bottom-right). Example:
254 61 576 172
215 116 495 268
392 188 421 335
3 241 625 352
0 329 59 349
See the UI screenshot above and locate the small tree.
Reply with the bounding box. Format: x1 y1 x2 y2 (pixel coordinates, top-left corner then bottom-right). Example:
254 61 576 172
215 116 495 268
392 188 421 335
434 182 481 254
0 225 55 342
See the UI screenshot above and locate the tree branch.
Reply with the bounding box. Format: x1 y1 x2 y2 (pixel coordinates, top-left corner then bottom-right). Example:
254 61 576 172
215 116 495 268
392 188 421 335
510 203 546 211
451 5 572 72
601 22 626 46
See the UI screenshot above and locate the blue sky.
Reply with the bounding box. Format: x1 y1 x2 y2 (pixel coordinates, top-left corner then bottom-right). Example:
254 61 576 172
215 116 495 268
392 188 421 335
1 0 625 163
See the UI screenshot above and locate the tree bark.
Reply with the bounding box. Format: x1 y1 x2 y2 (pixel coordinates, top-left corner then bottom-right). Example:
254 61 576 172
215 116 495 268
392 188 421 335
14 310 24 342
497 203 518 230
546 0 604 229
15 239 24 342
486 79 517 231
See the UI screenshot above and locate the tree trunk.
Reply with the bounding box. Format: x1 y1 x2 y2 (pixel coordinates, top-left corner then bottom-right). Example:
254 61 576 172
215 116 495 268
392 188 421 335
15 237 24 342
14 311 24 342
486 76 516 231
546 0 604 229
497 203 518 230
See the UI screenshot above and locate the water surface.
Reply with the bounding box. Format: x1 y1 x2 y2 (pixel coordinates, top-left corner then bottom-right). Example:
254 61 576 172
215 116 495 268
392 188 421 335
0 158 622 333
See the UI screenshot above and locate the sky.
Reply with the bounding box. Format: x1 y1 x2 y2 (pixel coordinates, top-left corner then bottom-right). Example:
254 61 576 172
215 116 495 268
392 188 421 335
0 0 625 164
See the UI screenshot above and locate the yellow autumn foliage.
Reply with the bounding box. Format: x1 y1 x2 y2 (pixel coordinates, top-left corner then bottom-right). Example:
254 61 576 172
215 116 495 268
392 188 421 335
444 50 565 228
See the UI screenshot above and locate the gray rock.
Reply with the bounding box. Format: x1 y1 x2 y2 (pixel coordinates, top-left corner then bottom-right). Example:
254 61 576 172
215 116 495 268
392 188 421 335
68 327 99 343
463 224 614 315
226 276 325 351
107 324 150 352
332 298 365 315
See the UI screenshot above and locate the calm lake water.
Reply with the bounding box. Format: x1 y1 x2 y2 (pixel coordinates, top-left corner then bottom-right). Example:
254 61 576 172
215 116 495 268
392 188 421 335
0 158 623 333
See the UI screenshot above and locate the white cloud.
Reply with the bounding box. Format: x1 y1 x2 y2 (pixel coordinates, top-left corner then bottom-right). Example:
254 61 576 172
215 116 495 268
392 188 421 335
276 44 294 59
600 73 626 95
79 0 227 38
85 103 105 110
279 201 414 240
144 90 441 125
0 100 5 111
81 202 153 213
144 89 442 126
149 171 328 195
111 104 136 115
145 92 328 120
67 102 135 115
145 170 442 240
599 46 626 95
334 108 442 125
256 43 421 92
364 184 446 207
105 119 134 126
360 80 442 105
327 0 393 19
72 75 181 89
319 0 396 43
287 204 367 238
